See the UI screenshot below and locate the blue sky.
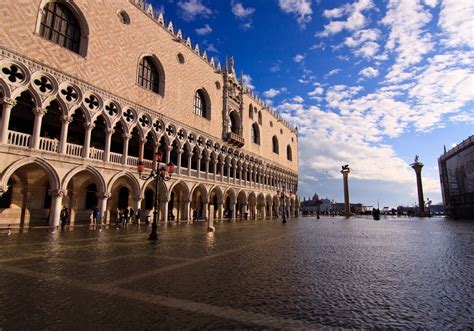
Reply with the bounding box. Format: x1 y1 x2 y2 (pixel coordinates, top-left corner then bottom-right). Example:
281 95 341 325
148 0 473 207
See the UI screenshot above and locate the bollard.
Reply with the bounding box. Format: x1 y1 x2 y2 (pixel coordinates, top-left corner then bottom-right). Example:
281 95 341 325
207 205 215 232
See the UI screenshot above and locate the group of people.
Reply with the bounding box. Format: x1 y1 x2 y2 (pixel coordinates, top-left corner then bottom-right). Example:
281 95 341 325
116 207 141 225
59 206 102 230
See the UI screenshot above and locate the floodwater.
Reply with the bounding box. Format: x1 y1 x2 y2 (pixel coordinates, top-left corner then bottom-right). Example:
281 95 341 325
0 216 472 329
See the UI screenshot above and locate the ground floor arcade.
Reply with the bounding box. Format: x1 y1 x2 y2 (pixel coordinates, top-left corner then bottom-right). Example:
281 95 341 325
0 156 299 227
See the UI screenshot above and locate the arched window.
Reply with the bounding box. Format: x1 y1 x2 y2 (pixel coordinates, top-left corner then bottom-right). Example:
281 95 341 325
138 56 160 93
258 111 262 125
272 135 279 154
39 2 82 54
287 145 292 161
248 104 253 119
251 123 260 145
193 89 210 119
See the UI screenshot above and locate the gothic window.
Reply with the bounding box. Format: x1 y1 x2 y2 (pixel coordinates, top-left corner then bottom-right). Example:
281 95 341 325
251 123 260 145
287 145 292 161
272 135 279 154
258 111 262 125
229 111 241 134
39 2 81 54
193 89 210 119
138 57 160 93
248 104 253 119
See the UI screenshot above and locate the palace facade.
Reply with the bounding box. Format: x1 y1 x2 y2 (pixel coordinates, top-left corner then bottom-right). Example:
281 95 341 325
0 0 299 226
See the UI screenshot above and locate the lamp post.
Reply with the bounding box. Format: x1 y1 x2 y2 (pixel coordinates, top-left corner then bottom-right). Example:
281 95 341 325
276 187 292 224
137 152 174 241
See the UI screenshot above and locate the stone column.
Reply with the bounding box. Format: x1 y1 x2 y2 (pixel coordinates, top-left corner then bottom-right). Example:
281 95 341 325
59 115 73 154
0 98 16 144
98 192 111 224
160 198 169 223
139 138 146 162
220 162 225 182
207 205 215 232
83 122 94 158
187 154 192 176
411 160 426 216
232 202 237 222
122 133 131 165
103 128 113 162
69 193 78 225
183 199 190 221
233 163 237 184
201 199 208 220
239 167 243 186
205 157 210 180
341 168 351 217
134 194 143 223
197 155 202 178
31 107 47 149
165 145 171 164
177 149 183 173
213 160 217 181
49 189 67 226
217 202 223 221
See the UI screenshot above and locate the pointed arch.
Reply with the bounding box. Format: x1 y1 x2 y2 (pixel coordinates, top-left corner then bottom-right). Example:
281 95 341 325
272 135 279 154
287 144 292 161
251 123 260 145
107 171 140 198
193 88 211 120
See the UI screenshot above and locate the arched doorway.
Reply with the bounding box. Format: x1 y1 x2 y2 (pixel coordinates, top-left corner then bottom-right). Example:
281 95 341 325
191 184 207 221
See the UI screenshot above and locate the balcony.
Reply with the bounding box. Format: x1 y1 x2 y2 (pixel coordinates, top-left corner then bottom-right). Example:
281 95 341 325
226 132 245 147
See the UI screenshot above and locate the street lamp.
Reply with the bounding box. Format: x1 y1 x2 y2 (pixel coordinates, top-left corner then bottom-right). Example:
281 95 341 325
137 152 174 241
276 187 292 224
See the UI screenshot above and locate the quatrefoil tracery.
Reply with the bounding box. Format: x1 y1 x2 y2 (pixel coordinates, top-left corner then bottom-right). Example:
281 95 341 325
60 86 79 103
33 76 53 93
2 64 25 83
123 109 135 122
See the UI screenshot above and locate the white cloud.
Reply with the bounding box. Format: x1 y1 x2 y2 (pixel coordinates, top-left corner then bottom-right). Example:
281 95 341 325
317 0 375 37
424 0 439 7
308 83 324 98
270 62 281 72
359 66 379 78
438 0 474 48
263 88 281 98
293 54 305 63
263 87 287 98
292 96 305 103
195 24 212 36
382 0 434 83
177 0 212 21
231 2 255 18
278 0 313 27
242 74 254 90
324 68 341 79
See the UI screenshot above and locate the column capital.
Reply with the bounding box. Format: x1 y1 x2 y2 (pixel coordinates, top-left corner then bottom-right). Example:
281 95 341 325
33 107 47 116
84 122 95 130
105 128 114 134
140 138 147 144
122 133 132 140
61 115 73 124
1 98 16 107
97 192 112 199
50 189 68 197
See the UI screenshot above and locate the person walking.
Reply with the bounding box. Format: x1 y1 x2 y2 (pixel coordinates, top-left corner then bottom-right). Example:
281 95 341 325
129 207 134 223
60 206 69 230
92 206 100 224
135 208 141 223
122 208 129 225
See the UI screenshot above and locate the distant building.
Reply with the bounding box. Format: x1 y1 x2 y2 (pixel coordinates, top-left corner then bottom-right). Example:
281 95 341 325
301 193 369 215
438 135 474 219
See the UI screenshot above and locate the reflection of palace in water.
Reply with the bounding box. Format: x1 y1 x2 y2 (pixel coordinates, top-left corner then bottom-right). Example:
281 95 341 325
438 135 474 219
0 1 300 226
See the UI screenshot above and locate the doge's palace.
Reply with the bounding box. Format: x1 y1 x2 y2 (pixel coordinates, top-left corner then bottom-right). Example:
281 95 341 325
0 0 299 226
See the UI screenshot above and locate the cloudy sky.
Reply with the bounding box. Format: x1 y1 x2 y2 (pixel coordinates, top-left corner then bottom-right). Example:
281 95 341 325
149 0 473 207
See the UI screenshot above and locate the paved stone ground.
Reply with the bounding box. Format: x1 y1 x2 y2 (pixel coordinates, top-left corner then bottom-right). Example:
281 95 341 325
0 217 472 329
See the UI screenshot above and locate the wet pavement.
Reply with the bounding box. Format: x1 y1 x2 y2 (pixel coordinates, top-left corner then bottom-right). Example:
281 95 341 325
0 216 473 329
